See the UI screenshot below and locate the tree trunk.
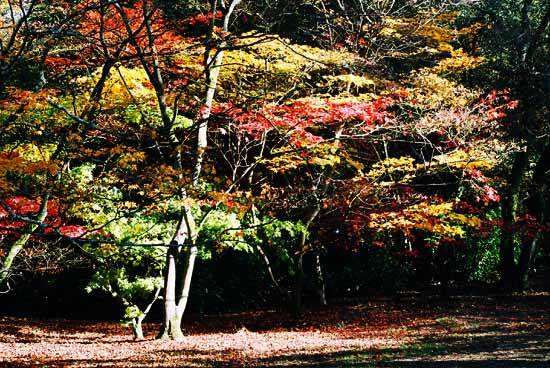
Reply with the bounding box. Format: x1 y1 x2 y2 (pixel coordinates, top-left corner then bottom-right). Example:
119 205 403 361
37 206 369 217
499 151 529 290
83 59 116 121
158 1 243 339
158 246 184 340
192 0 242 184
292 253 304 316
174 244 198 320
118 0 243 339
517 145 550 291
517 236 539 292
437 243 454 299
291 204 321 314
0 193 50 288
314 249 327 306
126 285 160 340
254 237 291 302
131 315 145 340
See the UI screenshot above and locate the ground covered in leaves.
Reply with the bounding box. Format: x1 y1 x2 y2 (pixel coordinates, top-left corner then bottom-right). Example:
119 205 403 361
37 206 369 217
1 293 549 367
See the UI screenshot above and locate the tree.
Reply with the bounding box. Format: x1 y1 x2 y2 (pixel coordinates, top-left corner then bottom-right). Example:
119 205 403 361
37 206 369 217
51 0 248 339
4 0 546 337
463 0 550 290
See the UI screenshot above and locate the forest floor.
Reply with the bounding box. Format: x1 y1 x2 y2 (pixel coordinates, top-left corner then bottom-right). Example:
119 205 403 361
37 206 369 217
0 292 549 367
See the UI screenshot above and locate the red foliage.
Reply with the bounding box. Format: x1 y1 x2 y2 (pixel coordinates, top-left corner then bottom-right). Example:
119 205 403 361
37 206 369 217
70 0 186 69
183 11 223 26
0 197 86 238
0 196 40 218
478 89 518 122
217 97 395 146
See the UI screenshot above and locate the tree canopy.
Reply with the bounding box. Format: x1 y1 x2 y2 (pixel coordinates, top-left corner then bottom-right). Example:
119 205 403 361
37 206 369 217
1 0 549 339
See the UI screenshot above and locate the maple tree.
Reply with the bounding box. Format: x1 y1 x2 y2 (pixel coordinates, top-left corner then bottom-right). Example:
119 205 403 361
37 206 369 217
220 9 509 302
0 0 548 341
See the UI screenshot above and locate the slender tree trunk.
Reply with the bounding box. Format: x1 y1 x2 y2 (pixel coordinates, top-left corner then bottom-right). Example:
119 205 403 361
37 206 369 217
518 236 540 291
116 0 243 339
292 253 304 316
314 249 327 306
517 145 550 291
249 205 292 301
499 151 529 290
127 285 161 340
437 243 454 299
192 45 225 183
159 1 242 339
83 59 116 121
291 204 321 314
158 246 183 340
159 8 228 339
174 243 198 319
0 193 50 288
131 315 146 340
192 0 242 179
254 241 291 302
158 207 195 340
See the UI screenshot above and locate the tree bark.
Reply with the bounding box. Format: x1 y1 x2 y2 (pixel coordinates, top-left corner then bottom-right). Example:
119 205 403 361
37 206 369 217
0 193 50 288
129 285 161 340
499 150 529 290
158 0 243 339
314 249 327 306
292 204 321 314
158 245 181 340
117 0 243 339
158 207 195 340
517 144 550 291
192 0 241 185
131 315 146 340
292 253 304 316
174 242 198 321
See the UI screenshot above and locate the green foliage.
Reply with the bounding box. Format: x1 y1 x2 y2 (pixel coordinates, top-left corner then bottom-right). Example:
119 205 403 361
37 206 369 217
459 0 549 70
4 0 549 319
464 229 501 283
254 219 307 264
123 104 192 130
197 208 248 254
85 248 163 324
258 218 307 245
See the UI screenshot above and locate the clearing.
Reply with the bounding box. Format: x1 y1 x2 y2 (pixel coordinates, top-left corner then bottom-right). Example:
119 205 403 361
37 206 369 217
0 293 549 367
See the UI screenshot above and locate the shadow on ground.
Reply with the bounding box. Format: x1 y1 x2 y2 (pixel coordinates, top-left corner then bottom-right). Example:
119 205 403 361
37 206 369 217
0 293 548 367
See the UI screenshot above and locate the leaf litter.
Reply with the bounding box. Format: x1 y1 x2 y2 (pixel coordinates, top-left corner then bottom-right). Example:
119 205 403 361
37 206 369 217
0 293 548 367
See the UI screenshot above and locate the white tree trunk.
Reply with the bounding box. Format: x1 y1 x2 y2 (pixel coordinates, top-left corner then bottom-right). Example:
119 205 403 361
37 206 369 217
157 0 243 340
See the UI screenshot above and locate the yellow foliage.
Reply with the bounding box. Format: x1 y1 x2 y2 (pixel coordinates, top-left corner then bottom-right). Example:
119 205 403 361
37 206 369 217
380 13 457 52
433 48 485 74
320 74 377 95
449 213 482 228
381 11 485 56
9 144 56 162
220 34 360 101
368 200 483 241
264 143 343 172
408 69 478 109
117 149 146 170
366 156 416 182
341 151 365 171
0 144 60 187
382 12 485 110
381 11 486 112
431 150 493 171
76 65 156 107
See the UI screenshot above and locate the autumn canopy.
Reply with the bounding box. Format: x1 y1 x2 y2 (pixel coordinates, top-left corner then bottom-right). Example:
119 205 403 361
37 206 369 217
0 0 549 340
